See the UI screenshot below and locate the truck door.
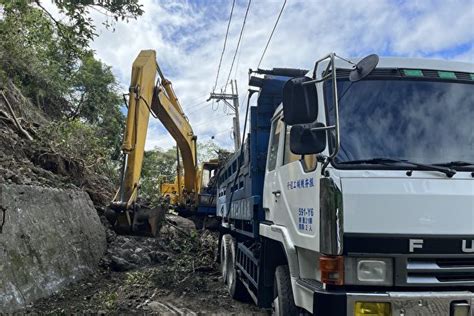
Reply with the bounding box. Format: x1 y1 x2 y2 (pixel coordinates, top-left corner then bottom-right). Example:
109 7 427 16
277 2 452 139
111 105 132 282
277 124 320 250
264 114 321 251
263 115 285 223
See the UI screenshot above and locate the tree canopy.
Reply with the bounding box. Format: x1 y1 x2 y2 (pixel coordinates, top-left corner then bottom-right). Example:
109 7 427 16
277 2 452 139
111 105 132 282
0 0 143 173
1 0 143 58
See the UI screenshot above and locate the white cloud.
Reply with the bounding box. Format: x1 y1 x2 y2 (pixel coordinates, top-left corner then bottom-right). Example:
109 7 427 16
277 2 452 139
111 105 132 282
82 0 474 150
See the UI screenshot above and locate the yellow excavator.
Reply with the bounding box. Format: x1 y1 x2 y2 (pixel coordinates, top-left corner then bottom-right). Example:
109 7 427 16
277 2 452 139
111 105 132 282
106 50 219 236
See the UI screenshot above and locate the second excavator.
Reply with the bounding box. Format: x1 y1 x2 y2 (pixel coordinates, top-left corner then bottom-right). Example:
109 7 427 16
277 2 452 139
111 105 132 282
106 50 219 236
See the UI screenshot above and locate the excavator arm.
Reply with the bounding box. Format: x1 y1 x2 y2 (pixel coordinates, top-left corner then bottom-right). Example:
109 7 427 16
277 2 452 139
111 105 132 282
108 50 198 236
117 50 157 210
152 65 197 194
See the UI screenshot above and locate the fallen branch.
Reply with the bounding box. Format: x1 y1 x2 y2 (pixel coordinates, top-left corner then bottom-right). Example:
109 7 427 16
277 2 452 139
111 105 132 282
0 91 34 141
0 109 15 125
177 274 192 285
193 265 214 272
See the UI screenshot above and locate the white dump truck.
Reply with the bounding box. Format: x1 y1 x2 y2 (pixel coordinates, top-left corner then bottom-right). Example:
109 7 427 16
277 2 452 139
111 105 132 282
216 53 474 315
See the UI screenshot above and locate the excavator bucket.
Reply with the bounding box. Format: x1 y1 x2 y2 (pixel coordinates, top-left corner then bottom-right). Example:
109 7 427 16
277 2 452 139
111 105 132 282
132 206 166 237
105 205 167 237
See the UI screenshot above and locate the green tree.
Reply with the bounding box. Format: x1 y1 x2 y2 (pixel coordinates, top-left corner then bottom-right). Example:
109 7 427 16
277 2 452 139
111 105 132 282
197 140 221 163
69 52 124 159
0 3 72 115
0 1 127 160
1 0 143 59
138 141 230 203
140 147 177 203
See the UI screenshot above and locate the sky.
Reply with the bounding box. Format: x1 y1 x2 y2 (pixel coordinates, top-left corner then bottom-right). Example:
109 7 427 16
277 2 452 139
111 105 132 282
51 0 474 150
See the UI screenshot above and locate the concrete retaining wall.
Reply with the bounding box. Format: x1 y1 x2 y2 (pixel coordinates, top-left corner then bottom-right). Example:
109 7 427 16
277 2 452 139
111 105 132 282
0 185 106 312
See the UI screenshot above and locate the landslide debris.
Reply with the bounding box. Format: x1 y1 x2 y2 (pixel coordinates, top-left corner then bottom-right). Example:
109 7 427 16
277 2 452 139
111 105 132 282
26 216 264 314
0 80 114 206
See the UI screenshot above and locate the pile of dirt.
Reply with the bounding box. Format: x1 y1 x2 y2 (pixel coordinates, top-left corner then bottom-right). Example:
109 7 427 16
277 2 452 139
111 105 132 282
25 216 264 314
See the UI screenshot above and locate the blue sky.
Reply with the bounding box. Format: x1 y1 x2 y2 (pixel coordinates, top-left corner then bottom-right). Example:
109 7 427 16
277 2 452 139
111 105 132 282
79 0 474 150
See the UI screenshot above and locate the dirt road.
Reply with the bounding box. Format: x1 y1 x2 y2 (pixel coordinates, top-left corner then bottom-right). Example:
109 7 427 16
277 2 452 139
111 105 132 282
26 268 265 314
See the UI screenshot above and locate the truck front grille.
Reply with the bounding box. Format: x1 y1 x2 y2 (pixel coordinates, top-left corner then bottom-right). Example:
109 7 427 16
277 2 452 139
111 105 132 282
397 257 474 286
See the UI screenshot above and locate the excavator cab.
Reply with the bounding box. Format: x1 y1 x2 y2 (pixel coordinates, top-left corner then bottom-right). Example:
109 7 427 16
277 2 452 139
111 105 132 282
196 160 219 215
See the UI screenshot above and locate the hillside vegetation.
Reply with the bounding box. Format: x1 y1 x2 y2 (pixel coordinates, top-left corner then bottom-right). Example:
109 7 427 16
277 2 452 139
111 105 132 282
0 1 145 204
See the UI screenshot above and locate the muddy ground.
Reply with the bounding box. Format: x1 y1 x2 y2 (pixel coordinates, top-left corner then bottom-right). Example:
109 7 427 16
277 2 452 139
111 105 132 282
24 214 266 315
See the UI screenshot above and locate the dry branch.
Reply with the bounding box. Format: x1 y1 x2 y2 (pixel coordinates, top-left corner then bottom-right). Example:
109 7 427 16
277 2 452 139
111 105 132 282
0 91 34 141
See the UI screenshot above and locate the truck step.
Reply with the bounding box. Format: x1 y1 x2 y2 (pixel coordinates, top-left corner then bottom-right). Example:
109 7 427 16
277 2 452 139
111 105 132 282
296 278 323 292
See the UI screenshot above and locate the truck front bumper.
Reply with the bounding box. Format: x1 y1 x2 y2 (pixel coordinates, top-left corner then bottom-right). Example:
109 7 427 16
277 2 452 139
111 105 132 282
313 288 474 316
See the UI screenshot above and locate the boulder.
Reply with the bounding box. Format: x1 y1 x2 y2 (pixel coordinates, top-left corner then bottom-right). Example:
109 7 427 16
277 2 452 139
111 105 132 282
0 184 106 312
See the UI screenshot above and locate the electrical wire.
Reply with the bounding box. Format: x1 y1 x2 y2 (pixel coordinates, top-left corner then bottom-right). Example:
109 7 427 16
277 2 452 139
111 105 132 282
224 0 252 89
191 112 232 128
232 15 246 80
212 0 236 92
184 100 208 115
212 128 233 137
186 94 210 106
257 0 287 68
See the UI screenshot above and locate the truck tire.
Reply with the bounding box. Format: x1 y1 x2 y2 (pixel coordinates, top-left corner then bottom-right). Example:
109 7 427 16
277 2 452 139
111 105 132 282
273 265 298 316
220 234 232 284
227 237 249 301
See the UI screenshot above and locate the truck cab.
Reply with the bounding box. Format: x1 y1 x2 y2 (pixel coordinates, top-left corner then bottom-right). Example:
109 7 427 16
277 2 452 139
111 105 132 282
217 54 474 315
263 56 474 315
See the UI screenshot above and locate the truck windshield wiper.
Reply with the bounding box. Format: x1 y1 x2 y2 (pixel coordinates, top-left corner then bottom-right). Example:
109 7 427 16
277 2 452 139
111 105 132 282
338 157 457 177
432 161 474 168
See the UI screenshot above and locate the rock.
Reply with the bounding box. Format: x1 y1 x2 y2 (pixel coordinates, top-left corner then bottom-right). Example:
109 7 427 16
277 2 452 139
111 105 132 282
110 256 136 272
0 185 106 313
130 253 141 263
166 214 196 230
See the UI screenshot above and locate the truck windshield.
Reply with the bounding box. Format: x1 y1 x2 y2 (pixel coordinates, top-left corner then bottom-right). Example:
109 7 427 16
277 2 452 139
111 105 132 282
326 78 474 167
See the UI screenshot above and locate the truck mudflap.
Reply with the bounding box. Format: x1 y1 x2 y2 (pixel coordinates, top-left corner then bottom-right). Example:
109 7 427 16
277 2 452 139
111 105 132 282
309 284 474 316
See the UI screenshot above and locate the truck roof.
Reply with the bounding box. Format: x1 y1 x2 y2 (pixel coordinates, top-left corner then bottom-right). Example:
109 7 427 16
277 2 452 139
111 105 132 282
329 56 474 74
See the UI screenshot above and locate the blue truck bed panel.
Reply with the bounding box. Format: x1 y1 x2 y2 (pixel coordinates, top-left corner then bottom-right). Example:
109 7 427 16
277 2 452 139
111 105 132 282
217 74 291 238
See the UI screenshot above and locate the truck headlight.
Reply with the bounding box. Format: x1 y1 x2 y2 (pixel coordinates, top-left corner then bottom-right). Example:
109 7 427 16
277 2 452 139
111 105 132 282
345 257 393 286
358 260 387 282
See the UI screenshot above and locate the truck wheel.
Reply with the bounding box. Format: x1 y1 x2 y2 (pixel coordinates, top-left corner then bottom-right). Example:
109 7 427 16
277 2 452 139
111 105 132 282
273 265 298 316
220 234 232 284
227 237 249 300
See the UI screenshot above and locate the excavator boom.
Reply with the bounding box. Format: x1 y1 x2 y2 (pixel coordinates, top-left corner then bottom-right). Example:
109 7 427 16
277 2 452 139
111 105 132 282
108 50 199 236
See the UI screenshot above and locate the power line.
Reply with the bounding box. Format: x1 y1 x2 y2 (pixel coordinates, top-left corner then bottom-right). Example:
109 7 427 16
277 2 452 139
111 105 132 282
191 112 232 128
232 22 245 80
257 0 287 68
212 128 233 137
184 100 208 115
186 94 210 105
212 0 236 92
224 0 252 89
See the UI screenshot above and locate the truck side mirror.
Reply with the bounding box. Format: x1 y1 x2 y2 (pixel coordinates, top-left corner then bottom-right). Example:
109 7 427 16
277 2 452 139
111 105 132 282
289 123 327 155
282 76 318 125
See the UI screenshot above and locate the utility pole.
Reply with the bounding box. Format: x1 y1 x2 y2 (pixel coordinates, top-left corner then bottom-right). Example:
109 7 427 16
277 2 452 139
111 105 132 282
207 80 241 151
